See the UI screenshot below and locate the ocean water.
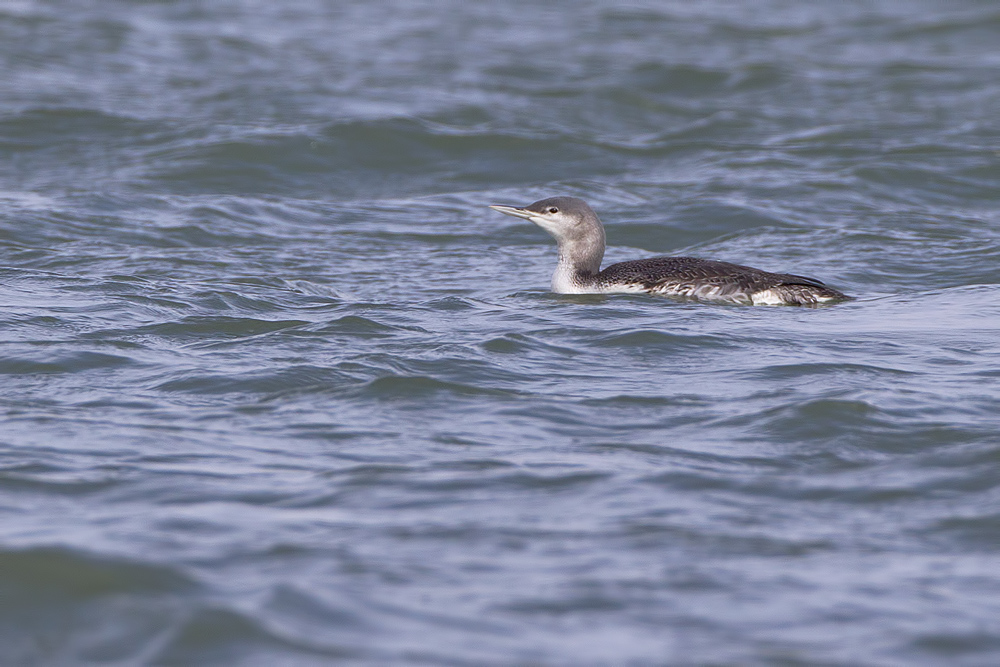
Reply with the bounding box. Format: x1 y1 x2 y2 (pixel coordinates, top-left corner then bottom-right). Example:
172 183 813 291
2 1 1000 664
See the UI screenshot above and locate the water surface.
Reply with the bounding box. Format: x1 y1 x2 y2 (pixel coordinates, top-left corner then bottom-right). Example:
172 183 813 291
2 1 1000 664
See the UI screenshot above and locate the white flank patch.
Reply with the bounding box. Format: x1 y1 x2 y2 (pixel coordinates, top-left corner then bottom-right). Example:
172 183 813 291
751 289 787 306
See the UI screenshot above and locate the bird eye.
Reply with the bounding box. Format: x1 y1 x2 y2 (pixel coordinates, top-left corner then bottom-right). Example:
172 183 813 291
547 207 559 214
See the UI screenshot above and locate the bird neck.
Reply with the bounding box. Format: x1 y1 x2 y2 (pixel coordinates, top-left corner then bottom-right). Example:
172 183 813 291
551 233 605 294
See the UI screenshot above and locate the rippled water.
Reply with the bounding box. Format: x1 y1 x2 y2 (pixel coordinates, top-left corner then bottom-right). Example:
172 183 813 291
2 1 1000 664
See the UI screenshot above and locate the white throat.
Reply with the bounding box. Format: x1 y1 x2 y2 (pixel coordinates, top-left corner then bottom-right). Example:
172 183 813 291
551 256 600 294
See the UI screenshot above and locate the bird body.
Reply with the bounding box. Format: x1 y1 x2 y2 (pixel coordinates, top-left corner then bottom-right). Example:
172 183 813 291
489 196 849 306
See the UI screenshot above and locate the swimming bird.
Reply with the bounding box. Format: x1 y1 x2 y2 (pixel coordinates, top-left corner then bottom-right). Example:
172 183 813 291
489 196 849 305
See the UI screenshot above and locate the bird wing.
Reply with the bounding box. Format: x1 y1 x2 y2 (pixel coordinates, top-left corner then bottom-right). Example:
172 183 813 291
599 257 828 294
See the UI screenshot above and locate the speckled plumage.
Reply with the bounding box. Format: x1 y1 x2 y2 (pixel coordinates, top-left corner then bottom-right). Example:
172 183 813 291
489 196 850 306
594 256 846 305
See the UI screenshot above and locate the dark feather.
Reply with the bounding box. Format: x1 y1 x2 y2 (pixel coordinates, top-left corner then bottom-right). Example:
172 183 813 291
596 256 848 304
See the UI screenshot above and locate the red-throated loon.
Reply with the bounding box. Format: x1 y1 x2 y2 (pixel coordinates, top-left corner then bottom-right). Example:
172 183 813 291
489 196 850 306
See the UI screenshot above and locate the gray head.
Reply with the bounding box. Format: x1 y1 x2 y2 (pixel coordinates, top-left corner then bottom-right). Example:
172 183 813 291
489 196 606 275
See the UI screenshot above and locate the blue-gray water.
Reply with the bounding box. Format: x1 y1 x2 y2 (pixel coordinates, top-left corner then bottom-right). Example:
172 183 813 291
2 1 1000 664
